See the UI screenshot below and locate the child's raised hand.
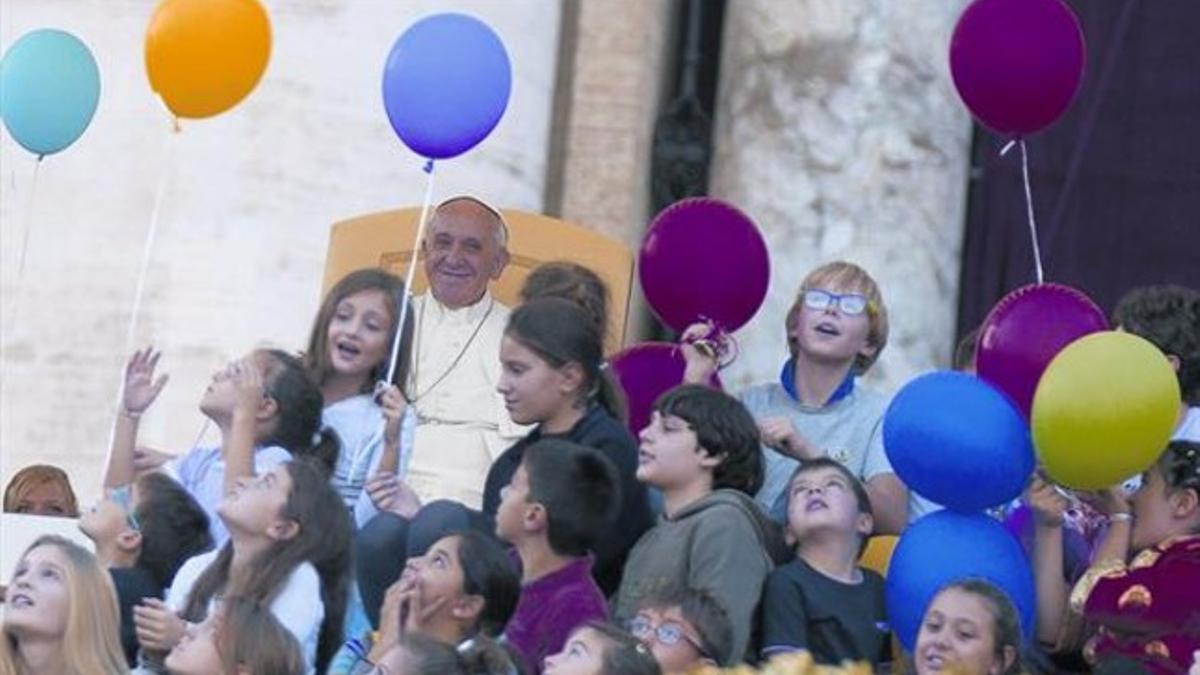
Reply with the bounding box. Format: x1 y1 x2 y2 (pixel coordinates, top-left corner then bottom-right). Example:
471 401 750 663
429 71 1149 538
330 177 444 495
228 357 265 416
377 384 408 448
133 598 187 652
123 347 169 416
1026 474 1069 528
759 416 818 461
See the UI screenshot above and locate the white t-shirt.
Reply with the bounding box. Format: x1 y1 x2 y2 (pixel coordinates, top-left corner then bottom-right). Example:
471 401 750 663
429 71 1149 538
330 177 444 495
1175 406 1200 442
167 550 324 674
322 393 416 528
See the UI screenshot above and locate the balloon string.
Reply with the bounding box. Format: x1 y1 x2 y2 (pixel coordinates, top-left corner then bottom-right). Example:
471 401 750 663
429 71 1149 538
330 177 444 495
100 129 176 488
1000 139 1045 285
384 161 437 386
367 160 437 483
6 157 42 333
1018 140 1045 285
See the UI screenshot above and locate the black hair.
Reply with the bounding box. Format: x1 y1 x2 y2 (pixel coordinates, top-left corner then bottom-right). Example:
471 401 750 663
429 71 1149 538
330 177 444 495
1160 440 1200 495
132 472 213 588
522 440 621 557
454 530 520 638
1112 284 1200 404
506 297 628 423
635 585 735 666
260 349 340 477
458 635 529 675
653 385 763 495
582 622 662 675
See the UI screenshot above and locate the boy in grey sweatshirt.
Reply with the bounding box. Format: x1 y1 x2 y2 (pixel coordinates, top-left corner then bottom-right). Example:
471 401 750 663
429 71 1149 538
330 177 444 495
613 385 789 663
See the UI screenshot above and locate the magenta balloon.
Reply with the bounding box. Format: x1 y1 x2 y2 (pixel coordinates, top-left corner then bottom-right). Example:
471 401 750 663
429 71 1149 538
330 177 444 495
610 342 721 437
976 283 1108 419
950 0 1086 136
639 198 770 333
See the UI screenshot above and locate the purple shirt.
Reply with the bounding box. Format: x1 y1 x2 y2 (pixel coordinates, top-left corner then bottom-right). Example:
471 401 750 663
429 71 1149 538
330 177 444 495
504 556 608 674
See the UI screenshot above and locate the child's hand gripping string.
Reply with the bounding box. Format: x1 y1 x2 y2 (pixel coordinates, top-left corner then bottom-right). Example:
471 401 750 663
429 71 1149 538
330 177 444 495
377 384 408 475
1027 473 1070 528
679 320 735 384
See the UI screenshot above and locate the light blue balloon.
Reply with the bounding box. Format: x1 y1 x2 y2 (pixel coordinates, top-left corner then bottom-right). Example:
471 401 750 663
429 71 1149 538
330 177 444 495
1 29 100 157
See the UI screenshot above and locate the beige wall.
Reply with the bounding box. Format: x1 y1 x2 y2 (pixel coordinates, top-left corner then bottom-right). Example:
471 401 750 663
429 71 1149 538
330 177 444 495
0 0 562 506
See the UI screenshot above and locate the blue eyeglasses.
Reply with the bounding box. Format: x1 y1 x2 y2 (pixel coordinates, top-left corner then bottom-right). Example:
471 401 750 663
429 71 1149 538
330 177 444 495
802 289 872 316
108 485 141 532
628 615 711 659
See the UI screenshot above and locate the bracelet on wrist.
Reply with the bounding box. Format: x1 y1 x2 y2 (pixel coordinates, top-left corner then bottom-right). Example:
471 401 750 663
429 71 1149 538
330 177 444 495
1109 512 1134 523
120 408 142 420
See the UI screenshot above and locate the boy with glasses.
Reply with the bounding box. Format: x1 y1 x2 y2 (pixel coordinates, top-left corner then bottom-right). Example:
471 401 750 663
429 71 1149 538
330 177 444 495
78 473 213 665
629 585 734 670
683 261 911 531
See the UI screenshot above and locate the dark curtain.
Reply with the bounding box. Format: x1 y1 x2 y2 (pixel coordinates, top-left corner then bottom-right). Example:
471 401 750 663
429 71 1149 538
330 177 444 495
956 0 1200 342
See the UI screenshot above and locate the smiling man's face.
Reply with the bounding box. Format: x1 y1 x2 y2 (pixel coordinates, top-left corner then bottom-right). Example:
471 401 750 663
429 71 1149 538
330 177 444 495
423 199 509 310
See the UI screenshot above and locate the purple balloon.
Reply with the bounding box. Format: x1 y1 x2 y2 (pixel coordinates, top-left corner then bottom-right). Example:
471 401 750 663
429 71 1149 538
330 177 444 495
639 198 770 333
610 342 721 437
950 0 1086 136
976 283 1108 419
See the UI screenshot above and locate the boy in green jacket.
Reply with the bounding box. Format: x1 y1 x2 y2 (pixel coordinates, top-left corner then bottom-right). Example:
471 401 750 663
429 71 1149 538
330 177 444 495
613 385 788 662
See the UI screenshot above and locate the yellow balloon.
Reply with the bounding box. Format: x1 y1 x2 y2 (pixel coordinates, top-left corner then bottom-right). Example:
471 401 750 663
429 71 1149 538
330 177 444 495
1032 331 1179 490
145 0 271 119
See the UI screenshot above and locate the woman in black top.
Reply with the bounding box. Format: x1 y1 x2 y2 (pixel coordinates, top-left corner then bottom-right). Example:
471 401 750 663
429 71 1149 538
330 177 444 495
356 298 652 625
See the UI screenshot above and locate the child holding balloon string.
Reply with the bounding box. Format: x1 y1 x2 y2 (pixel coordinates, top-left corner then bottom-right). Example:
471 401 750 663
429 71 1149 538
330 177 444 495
1031 440 1200 673
302 268 416 527
681 260 911 534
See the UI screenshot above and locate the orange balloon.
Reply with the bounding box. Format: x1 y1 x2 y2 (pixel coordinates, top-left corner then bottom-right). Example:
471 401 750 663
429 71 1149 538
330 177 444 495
145 0 271 119
859 535 898 578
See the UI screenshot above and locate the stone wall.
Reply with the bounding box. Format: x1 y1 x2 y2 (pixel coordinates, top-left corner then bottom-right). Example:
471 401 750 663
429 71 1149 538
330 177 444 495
710 0 973 394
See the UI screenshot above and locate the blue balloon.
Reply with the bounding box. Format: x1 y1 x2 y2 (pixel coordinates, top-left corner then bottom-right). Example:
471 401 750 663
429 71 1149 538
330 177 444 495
887 510 1035 651
1 29 100 157
884 371 1034 511
382 13 511 160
